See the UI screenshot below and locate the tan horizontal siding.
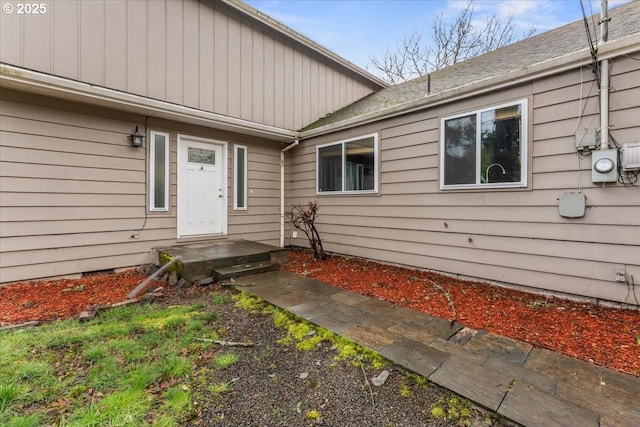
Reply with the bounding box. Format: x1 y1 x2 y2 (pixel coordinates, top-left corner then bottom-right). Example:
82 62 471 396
1 91 283 283
317 225 638 266
317 231 627 282
1 177 144 195
1 217 175 238
290 59 640 305
316 216 638 246
1 206 145 222
1 254 153 284
0 0 379 130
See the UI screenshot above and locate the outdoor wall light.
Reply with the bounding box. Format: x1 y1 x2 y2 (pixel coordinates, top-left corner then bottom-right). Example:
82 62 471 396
130 126 145 147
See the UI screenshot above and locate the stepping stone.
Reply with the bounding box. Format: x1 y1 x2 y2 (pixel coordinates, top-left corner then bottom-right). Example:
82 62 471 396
556 380 640 427
288 300 330 320
422 317 463 340
524 348 603 391
386 323 437 345
264 291 310 309
464 330 532 365
342 323 397 351
312 304 362 334
290 277 342 296
380 337 449 378
499 380 599 427
482 355 557 394
428 337 488 365
429 355 510 411
330 290 369 306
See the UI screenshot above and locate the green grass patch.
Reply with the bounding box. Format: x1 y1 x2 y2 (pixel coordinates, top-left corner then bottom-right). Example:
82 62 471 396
0 382 29 415
0 302 226 426
208 382 232 395
3 413 42 427
162 386 193 420
214 352 240 369
212 292 229 305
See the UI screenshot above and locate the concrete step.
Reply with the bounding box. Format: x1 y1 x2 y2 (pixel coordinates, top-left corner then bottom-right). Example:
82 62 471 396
213 261 280 281
154 240 288 284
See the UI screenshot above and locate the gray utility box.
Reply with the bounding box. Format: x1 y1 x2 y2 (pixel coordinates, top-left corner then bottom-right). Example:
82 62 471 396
592 149 618 183
622 142 640 170
575 129 599 152
558 192 586 218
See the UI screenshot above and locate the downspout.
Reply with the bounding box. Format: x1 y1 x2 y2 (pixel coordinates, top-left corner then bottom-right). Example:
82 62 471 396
280 138 300 247
599 0 610 150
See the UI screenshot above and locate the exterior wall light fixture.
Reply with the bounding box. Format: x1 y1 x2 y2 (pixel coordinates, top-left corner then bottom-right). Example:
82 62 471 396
130 126 145 147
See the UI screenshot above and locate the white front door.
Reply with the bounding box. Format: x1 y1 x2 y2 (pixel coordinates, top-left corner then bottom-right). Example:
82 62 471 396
177 137 227 238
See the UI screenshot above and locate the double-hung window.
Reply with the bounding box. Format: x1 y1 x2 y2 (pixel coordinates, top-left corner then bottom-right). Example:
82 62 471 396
317 133 378 194
440 99 527 189
150 131 170 211
234 145 247 210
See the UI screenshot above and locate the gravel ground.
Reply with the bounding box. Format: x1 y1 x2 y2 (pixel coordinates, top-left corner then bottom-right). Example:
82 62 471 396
165 284 516 427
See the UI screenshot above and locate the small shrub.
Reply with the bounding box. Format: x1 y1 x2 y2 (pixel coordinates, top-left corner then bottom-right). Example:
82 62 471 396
287 201 327 260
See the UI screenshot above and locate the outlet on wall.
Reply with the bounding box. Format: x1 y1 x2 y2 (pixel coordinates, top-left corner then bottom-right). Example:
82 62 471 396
615 270 626 282
292 230 298 238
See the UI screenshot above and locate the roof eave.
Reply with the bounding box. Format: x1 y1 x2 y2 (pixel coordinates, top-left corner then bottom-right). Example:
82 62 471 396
222 0 388 89
0 64 299 142
301 32 640 140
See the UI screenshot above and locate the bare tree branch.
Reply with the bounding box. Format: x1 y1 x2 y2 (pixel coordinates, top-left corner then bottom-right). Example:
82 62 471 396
369 0 537 84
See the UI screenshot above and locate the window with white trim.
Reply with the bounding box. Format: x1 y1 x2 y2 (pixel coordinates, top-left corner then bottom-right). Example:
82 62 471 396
234 145 247 210
440 99 527 189
317 134 378 194
150 131 170 211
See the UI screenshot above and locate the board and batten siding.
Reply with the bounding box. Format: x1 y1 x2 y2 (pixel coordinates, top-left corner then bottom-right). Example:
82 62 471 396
0 0 379 131
0 90 282 283
290 57 640 305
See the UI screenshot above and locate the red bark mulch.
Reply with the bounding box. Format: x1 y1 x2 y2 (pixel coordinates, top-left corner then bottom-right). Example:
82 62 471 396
1 251 638 377
0 270 149 325
281 250 640 377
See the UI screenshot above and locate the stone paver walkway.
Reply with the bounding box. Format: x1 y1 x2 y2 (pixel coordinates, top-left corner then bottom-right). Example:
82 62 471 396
230 271 640 427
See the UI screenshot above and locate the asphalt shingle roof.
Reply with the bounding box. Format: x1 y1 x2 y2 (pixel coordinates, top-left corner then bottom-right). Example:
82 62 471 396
302 1 640 132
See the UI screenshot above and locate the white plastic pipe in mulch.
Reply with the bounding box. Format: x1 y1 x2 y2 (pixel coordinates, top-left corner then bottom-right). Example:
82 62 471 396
126 256 182 300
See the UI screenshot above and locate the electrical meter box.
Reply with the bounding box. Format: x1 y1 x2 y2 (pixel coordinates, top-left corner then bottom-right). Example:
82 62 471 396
592 149 618 183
